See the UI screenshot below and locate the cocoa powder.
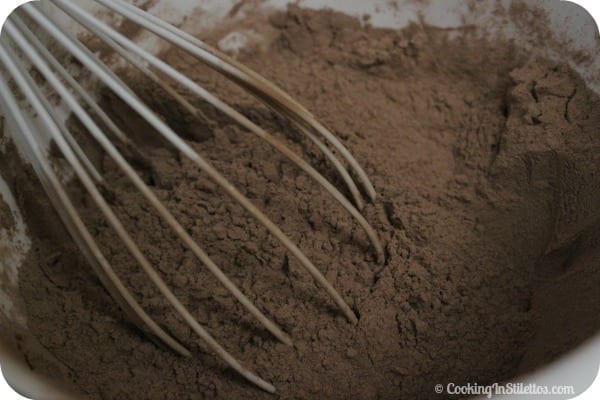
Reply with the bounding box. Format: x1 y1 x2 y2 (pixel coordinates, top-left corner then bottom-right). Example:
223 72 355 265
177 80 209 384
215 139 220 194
0 197 13 232
5 5 600 400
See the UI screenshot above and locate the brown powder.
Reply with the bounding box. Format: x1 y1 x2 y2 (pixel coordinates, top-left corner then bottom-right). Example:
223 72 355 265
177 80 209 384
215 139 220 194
0 196 13 232
6 6 600 400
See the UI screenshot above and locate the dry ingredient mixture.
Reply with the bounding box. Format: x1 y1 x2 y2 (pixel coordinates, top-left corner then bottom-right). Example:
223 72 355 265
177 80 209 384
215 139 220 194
0 198 13 232
1 5 600 400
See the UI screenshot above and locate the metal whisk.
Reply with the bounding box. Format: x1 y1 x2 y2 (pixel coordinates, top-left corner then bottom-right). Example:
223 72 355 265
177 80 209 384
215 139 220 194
0 0 383 393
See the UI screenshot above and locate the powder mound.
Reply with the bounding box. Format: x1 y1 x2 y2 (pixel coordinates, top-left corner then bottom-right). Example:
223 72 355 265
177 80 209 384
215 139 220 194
7 6 600 400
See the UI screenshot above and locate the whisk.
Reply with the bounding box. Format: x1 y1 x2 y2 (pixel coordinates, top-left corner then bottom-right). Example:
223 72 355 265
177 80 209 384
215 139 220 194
0 0 383 393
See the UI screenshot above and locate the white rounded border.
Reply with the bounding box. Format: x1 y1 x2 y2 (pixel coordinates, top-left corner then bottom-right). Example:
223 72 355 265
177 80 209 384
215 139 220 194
0 1 598 399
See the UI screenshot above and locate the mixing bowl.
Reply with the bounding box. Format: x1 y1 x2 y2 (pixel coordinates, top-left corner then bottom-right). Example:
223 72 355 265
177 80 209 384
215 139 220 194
0 1 598 398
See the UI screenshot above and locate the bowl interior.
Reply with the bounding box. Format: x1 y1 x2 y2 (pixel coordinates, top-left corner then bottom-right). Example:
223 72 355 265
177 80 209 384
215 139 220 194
0 0 599 398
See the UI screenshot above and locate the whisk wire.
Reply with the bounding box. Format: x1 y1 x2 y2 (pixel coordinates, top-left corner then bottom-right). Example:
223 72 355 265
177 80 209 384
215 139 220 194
27 0 363 324
12 15 130 144
0 39 192 360
95 0 378 204
11 11 294 349
2 19 277 393
49 0 384 262
1 0 387 393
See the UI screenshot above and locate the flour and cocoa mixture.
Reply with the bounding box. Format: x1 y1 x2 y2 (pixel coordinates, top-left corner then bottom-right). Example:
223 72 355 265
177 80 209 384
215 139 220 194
2 5 600 400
